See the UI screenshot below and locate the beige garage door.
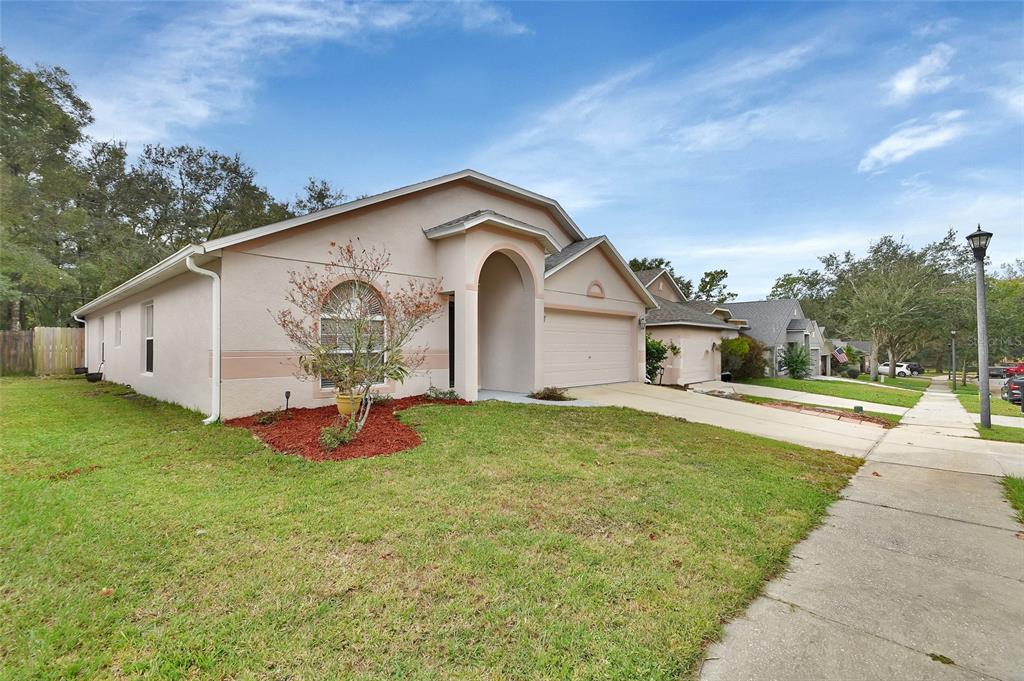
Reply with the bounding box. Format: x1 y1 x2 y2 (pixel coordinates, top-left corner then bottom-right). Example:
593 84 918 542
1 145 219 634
543 309 634 387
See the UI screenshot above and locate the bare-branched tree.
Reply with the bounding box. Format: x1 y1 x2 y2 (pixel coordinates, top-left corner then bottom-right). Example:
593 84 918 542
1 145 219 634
273 240 445 436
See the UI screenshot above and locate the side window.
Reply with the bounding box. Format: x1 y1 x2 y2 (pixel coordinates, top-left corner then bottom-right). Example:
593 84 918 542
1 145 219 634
114 311 122 347
99 316 105 362
144 303 154 373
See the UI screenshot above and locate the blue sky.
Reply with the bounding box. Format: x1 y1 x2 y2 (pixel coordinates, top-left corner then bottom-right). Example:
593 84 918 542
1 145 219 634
4 1 1022 297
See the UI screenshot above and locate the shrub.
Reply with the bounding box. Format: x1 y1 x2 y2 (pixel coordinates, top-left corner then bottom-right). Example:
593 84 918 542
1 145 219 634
722 336 770 380
426 386 461 401
319 418 357 450
254 409 283 426
845 367 860 379
645 335 679 382
720 337 750 376
781 344 813 379
529 386 572 401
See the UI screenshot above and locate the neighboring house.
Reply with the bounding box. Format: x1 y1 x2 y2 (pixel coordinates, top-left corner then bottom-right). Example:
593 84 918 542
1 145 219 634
635 269 746 385
723 299 824 377
72 170 657 420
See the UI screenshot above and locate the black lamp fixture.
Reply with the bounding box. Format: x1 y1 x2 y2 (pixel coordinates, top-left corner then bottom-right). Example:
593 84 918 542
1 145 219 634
966 224 992 261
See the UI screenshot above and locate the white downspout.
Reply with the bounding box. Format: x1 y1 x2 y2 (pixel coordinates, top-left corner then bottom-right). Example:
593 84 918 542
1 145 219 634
73 314 88 370
186 254 221 424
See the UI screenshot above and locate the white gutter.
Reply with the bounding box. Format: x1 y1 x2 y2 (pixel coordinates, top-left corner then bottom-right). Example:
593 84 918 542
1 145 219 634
73 314 87 370
186 254 221 424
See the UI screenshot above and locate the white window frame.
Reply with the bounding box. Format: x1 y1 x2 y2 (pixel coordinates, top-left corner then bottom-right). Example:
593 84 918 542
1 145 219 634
143 302 154 374
320 282 387 390
114 310 122 347
98 316 105 363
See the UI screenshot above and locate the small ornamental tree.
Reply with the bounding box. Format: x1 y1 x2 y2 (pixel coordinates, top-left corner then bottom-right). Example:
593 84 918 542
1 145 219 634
645 334 679 382
273 240 445 436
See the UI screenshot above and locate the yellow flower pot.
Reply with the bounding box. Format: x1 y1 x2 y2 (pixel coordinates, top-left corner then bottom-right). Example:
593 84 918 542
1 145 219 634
335 393 363 417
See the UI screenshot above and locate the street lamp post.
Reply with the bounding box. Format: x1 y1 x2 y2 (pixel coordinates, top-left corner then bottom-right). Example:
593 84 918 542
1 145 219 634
966 225 993 429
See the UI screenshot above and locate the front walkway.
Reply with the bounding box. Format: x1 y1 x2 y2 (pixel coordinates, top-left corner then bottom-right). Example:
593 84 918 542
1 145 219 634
700 382 1024 681
570 382 886 456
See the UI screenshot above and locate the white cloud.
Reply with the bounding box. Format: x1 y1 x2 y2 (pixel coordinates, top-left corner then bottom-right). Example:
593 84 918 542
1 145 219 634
912 18 960 38
857 110 967 173
884 43 955 105
85 1 528 145
473 40 827 210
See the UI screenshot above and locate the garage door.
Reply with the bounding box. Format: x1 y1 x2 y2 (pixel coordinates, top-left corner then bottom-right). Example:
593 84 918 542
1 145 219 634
543 309 635 387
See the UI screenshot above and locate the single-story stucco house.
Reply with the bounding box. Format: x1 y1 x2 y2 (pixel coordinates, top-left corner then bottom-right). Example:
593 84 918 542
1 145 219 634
634 269 747 385
721 299 824 377
72 170 658 420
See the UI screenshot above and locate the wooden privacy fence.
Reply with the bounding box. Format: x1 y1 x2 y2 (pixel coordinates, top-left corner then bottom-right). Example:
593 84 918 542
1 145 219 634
0 327 85 376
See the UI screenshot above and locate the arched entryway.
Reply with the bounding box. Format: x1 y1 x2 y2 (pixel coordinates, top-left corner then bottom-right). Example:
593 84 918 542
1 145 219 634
477 250 535 392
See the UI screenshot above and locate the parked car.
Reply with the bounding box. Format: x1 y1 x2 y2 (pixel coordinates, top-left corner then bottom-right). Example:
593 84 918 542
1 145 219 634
906 362 924 375
1001 376 1024 404
877 362 915 377
1004 362 1024 377
990 366 1008 379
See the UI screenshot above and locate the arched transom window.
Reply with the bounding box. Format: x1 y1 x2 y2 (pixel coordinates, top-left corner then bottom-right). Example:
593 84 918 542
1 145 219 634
319 281 387 389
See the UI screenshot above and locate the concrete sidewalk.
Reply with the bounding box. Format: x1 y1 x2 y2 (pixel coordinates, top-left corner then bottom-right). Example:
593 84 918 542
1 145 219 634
569 382 886 456
692 379 910 416
700 384 1024 681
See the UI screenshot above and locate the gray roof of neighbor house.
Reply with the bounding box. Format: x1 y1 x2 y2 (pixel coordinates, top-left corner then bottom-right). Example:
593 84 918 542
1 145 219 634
848 340 874 353
633 268 664 286
645 296 737 330
787 318 810 331
725 299 804 347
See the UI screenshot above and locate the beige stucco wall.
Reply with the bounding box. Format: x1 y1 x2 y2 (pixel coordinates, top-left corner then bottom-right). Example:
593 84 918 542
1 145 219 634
84 268 214 413
648 325 738 386
478 251 535 392
647 272 683 302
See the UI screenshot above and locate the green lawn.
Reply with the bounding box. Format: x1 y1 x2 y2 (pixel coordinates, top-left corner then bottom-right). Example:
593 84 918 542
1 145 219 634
739 377 922 409
737 394 902 427
951 383 1023 418
1003 476 1024 525
1 378 859 680
976 424 1024 444
853 374 931 391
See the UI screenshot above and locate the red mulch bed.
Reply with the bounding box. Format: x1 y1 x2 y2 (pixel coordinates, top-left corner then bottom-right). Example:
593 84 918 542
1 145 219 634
226 395 467 462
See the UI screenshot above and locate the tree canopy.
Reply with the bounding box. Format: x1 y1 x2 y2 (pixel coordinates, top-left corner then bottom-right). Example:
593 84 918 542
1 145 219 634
0 51 347 329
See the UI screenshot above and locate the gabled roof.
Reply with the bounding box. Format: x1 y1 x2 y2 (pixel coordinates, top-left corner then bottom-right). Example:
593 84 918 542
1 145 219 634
787 318 810 332
424 210 560 253
726 299 804 347
634 268 688 302
544 236 658 308
633 268 663 286
645 296 737 330
203 169 586 252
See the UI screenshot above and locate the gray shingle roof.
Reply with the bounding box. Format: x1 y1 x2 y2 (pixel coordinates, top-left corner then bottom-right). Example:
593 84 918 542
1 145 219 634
724 299 803 347
633 268 664 286
787 318 810 331
543 236 605 272
422 209 493 236
645 296 737 330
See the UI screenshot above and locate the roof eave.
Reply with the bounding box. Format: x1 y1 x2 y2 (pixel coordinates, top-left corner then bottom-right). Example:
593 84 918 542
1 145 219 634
544 237 658 309
72 245 220 317
202 168 586 253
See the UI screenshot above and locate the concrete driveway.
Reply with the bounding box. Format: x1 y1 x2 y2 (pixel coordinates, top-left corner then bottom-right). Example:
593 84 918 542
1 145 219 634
569 382 886 457
691 379 910 416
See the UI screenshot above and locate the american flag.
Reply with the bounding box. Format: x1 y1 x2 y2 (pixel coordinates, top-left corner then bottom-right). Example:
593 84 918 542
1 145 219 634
831 347 849 363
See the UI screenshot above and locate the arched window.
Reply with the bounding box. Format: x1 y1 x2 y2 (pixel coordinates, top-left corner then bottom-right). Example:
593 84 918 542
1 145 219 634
319 281 387 389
